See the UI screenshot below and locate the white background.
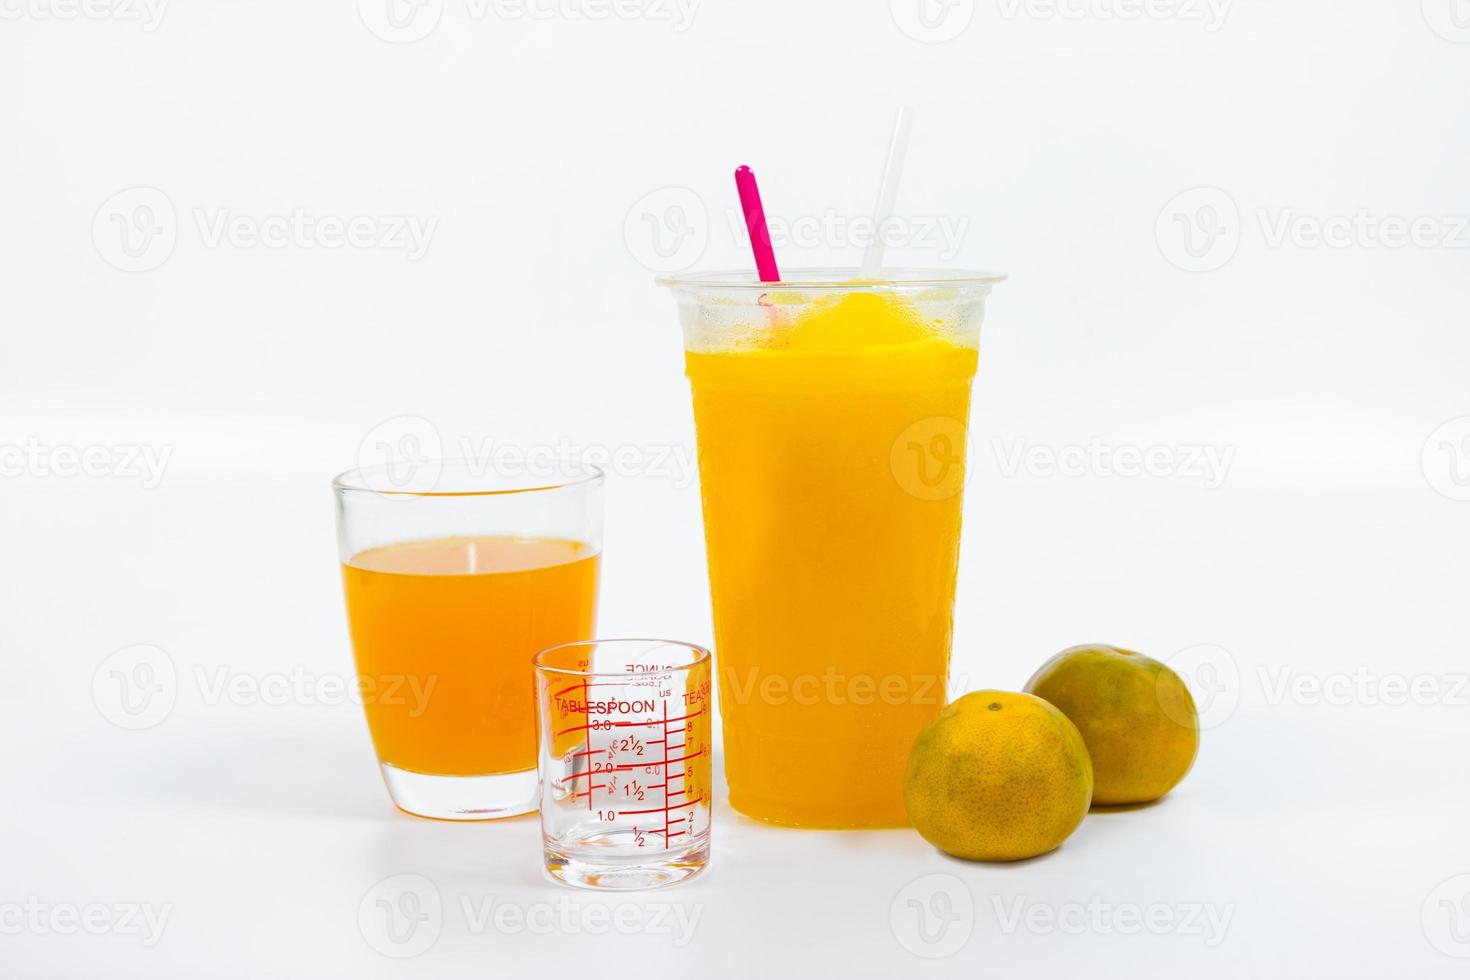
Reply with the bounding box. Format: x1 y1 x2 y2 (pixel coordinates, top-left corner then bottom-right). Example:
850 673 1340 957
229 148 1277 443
3 0 1470 976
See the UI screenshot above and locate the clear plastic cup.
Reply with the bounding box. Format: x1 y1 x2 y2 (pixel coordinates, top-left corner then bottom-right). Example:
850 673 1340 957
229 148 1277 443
659 268 1004 828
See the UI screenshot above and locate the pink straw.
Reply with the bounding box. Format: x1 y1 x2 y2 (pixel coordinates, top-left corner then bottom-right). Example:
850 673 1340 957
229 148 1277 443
734 165 780 282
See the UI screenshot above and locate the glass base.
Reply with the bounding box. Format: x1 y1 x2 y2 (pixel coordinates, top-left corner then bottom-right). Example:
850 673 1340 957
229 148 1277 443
544 831 710 890
380 763 538 821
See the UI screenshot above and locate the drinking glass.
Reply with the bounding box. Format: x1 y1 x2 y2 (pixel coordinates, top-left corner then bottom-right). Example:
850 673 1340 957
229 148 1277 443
334 458 603 820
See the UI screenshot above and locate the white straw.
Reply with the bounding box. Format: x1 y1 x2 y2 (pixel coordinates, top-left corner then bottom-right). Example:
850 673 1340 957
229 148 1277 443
859 105 915 278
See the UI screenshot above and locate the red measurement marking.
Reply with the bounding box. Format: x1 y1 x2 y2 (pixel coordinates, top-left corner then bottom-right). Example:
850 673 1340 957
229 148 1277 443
662 750 704 766
555 719 668 737
662 700 670 844
550 681 625 699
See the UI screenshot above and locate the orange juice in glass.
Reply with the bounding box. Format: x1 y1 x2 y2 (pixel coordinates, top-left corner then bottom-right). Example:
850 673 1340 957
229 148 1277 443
661 270 1003 828
334 459 603 819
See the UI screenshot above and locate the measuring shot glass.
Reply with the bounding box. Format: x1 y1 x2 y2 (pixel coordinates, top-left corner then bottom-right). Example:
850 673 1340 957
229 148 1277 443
534 639 712 890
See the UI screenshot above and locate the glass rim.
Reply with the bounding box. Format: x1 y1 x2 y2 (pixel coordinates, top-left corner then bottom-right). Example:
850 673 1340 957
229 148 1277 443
655 266 1007 290
534 638 712 677
332 457 606 498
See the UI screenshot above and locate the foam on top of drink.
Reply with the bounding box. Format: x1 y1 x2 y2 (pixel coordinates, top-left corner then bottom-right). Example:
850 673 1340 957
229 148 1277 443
764 291 933 352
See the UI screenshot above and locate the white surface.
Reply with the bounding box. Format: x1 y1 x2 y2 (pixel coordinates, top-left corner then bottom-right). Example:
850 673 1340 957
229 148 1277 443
4 1 1470 976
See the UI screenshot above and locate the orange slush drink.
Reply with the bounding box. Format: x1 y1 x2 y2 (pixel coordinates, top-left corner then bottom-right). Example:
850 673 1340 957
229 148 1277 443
342 535 599 777
685 289 979 828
